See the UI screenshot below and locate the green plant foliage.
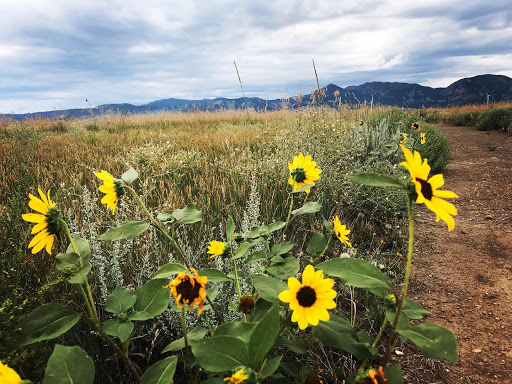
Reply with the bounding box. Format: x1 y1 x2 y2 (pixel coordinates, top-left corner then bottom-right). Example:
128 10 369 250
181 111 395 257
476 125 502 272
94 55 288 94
152 263 188 279
276 335 307 354
55 252 91 284
133 279 170 320
105 286 137 314
398 324 458 364
317 258 391 294
162 328 208 353
291 201 322 216
19 304 81 347
290 184 314 194
43 345 95 384
97 220 150 241
226 216 235 239
247 250 267 264
270 241 294 256
402 299 430 319
267 257 300 280
191 336 250 373
248 305 280 368
198 268 233 282
384 364 404 384
121 167 139 185
312 315 376 359
306 233 327 255
102 320 134 342
232 242 251 260
346 173 405 188
66 237 91 263
251 274 288 302
140 356 178 384
213 321 256 344
171 203 203 224
259 356 282 379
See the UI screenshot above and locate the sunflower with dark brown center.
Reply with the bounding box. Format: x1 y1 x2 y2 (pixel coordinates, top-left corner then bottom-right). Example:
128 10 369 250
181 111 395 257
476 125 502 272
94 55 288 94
412 121 420 131
305 372 324 384
278 265 336 330
166 268 207 316
357 366 388 384
400 145 458 231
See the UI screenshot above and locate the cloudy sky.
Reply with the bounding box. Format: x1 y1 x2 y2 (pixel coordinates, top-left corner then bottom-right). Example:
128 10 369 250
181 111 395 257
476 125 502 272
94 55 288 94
1 0 511 113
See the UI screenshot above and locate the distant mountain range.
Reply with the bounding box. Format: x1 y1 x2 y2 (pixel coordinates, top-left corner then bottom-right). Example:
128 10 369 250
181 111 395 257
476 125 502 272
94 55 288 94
4 74 512 120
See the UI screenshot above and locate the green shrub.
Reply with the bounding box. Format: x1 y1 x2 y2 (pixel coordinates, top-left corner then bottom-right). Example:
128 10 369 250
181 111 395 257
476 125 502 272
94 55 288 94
447 111 481 127
475 107 512 131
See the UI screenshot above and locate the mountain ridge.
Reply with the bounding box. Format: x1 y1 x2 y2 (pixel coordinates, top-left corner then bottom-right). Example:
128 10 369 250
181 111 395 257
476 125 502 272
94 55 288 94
3 74 511 120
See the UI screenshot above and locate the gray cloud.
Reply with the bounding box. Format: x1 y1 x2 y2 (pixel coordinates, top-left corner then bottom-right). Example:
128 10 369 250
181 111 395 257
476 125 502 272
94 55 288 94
1 0 511 113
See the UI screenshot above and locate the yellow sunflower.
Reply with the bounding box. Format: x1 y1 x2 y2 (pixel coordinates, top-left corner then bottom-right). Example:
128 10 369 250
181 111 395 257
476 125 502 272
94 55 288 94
399 133 407 144
207 240 228 258
412 121 420 131
21 186 61 254
358 120 364 126
420 132 426 144
400 145 458 230
0 361 22 384
95 170 124 215
333 216 351 247
288 153 322 194
166 268 207 316
278 265 336 330
224 368 248 383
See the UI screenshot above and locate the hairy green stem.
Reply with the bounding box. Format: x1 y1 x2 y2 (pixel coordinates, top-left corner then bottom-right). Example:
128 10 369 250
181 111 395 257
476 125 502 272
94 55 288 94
279 192 294 243
182 307 195 384
383 194 414 365
313 236 332 263
62 220 99 323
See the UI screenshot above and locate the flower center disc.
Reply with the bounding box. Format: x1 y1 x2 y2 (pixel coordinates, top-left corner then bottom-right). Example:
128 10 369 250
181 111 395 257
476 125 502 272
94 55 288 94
296 286 317 307
176 278 201 303
417 178 433 200
291 167 307 183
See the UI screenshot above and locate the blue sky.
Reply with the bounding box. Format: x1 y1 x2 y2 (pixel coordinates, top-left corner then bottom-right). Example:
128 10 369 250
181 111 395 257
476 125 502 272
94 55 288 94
1 0 511 113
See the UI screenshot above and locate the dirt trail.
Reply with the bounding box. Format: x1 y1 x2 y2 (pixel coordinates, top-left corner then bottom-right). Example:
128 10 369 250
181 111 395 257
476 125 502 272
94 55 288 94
403 125 512 383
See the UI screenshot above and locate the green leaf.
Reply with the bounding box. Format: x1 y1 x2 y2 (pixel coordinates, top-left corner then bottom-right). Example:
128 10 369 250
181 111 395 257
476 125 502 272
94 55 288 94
402 299 430 319
306 234 327 255
232 242 251 260
191 336 250 373
213 321 256 344
172 203 202 224
127 311 151 321
67 262 92 284
105 286 136 314
312 316 375 359
291 201 322 216
43 345 94 384
384 364 404 384
152 263 188 279
316 258 391 294
140 356 178 384
276 336 307 354
227 216 235 241
345 173 405 188
198 268 233 282
267 257 300 280
248 304 280 368
66 237 91 264
267 221 285 233
121 167 138 185
133 279 170 320
102 320 134 343
247 251 267 264
98 220 150 241
252 274 288 302
19 304 81 347
247 225 268 239
162 328 208 353
271 241 294 256
260 356 282 379
385 310 410 331
398 324 458 364
290 184 314 194
157 213 173 222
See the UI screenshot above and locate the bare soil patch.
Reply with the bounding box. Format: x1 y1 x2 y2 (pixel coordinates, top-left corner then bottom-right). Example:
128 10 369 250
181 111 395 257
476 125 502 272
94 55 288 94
401 125 512 383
